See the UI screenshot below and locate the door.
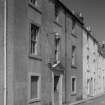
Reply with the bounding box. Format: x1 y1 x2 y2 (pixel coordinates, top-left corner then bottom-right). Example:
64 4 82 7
52 73 63 105
54 75 60 105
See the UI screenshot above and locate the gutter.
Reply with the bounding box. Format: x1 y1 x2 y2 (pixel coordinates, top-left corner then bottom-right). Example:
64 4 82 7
4 0 7 105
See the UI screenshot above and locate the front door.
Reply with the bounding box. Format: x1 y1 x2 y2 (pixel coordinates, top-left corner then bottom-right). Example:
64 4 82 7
52 73 63 105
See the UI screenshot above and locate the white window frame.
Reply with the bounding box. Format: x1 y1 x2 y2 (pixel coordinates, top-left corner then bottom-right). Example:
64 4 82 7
30 23 39 56
28 73 41 103
71 76 76 94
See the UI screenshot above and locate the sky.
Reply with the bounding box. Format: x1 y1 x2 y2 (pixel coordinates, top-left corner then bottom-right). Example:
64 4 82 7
62 0 105 42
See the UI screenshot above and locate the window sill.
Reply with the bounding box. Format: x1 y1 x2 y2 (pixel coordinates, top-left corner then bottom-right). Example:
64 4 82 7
28 3 42 14
28 98 41 104
29 54 42 61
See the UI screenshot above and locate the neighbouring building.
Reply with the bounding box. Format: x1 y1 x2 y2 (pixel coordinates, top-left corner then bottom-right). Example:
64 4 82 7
0 0 105 105
82 29 105 99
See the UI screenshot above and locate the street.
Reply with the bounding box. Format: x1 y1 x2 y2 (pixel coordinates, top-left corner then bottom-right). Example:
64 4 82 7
70 94 105 105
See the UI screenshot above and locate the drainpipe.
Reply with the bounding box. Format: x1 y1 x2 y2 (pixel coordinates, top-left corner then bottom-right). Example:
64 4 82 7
4 0 7 105
65 10 67 104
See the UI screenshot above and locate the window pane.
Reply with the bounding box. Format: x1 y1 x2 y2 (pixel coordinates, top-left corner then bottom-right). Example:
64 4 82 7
31 24 37 41
31 41 36 54
30 23 39 55
31 76 39 99
72 78 74 92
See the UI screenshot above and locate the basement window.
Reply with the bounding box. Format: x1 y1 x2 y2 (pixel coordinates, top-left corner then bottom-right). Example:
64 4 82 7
29 74 41 101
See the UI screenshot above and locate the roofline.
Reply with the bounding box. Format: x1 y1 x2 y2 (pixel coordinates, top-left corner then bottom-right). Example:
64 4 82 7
56 0 99 44
82 25 99 44
57 0 84 25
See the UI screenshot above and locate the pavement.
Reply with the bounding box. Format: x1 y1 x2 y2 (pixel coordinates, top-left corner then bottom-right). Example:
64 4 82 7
82 94 105 105
70 94 105 105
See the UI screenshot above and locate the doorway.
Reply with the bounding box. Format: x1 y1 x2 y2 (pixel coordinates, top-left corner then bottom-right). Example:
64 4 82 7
52 72 63 105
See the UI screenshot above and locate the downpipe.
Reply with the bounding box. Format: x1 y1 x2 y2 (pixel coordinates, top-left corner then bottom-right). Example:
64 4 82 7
4 0 7 105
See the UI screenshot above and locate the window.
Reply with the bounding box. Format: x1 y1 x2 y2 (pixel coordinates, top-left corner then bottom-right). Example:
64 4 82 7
71 20 76 34
87 55 89 60
87 34 89 40
87 55 89 66
55 2 60 22
30 74 40 100
93 59 95 63
87 79 90 95
29 0 38 7
71 77 76 94
87 78 93 96
54 34 60 63
93 52 95 55
30 23 39 55
71 45 76 66
87 47 89 50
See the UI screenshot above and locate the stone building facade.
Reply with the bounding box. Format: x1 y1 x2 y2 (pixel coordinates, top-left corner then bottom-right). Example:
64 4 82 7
0 0 84 105
0 0 105 105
